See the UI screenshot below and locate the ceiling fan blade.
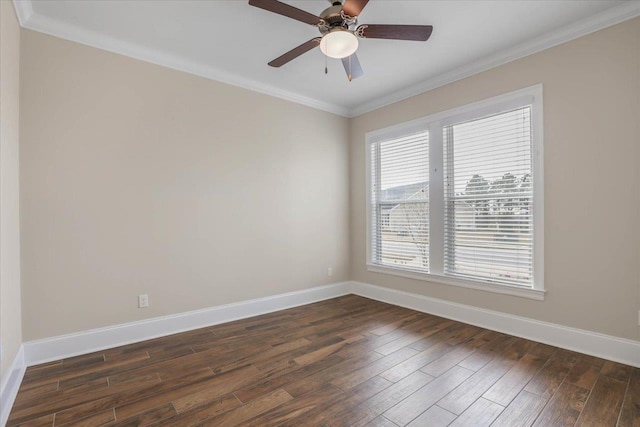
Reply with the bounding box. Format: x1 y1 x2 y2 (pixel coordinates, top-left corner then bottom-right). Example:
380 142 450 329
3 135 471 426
268 38 321 67
357 24 433 41
248 0 322 26
341 53 364 81
342 0 369 18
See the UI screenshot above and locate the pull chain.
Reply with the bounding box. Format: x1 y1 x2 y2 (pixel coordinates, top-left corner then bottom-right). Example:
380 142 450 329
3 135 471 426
325 51 328 74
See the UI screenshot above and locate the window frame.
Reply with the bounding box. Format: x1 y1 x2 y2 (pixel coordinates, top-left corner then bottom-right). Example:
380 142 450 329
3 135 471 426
365 85 545 300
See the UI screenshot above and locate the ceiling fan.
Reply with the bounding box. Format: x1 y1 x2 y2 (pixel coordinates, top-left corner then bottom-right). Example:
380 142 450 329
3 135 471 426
248 0 433 81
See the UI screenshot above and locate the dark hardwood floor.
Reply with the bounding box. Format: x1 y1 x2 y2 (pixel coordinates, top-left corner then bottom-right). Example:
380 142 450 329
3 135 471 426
8 295 640 426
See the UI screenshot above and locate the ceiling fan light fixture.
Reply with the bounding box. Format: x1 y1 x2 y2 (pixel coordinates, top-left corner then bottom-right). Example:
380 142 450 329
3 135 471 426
319 30 358 59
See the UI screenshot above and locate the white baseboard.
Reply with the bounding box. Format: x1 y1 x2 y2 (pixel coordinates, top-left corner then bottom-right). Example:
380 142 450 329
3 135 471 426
0 345 26 427
351 281 640 368
24 282 351 366
20 279 640 372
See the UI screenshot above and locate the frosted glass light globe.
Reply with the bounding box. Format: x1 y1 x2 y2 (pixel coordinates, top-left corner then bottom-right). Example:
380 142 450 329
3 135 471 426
319 31 359 59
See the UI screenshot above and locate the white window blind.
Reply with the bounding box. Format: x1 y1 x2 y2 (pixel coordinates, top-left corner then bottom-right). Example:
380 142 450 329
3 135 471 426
443 107 534 287
371 131 430 272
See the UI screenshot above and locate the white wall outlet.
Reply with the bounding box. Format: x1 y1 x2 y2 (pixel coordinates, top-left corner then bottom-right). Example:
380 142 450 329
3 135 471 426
327 267 333 277
138 294 149 308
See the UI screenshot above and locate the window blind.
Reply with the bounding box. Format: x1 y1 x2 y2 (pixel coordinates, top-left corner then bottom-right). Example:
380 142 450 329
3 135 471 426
444 106 534 287
371 131 430 272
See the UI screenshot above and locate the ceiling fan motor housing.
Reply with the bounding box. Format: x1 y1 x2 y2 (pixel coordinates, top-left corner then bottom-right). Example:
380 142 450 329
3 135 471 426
319 4 357 35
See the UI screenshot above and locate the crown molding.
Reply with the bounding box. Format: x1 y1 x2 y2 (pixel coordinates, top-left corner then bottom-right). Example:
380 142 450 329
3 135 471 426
12 0 32 26
348 1 640 117
12 0 640 118
12 1 351 118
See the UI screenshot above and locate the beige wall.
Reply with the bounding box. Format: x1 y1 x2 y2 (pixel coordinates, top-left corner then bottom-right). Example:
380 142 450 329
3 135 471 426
20 30 350 340
351 17 640 342
0 1 23 378
16 17 640 344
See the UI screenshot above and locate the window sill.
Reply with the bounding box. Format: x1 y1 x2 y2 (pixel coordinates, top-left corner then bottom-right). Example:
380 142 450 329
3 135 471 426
366 263 545 301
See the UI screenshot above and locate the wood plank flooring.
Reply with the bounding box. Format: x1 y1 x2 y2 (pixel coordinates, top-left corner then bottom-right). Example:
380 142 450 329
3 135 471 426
8 295 640 426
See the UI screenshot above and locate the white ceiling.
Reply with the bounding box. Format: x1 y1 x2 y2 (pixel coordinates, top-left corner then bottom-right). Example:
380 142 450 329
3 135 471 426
13 0 640 116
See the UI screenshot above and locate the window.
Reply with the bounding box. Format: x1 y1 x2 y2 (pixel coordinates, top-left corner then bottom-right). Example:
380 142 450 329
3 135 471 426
371 130 429 271
366 86 544 300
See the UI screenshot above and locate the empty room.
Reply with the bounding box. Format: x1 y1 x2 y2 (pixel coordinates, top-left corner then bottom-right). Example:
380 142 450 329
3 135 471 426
1 0 639 426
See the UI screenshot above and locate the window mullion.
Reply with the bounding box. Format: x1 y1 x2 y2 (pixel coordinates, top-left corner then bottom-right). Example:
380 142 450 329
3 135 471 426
428 122 444 275
374 144 382 263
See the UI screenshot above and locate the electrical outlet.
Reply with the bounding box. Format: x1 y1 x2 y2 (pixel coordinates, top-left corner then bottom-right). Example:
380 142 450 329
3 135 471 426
138 294 149 308
327 267 333 277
